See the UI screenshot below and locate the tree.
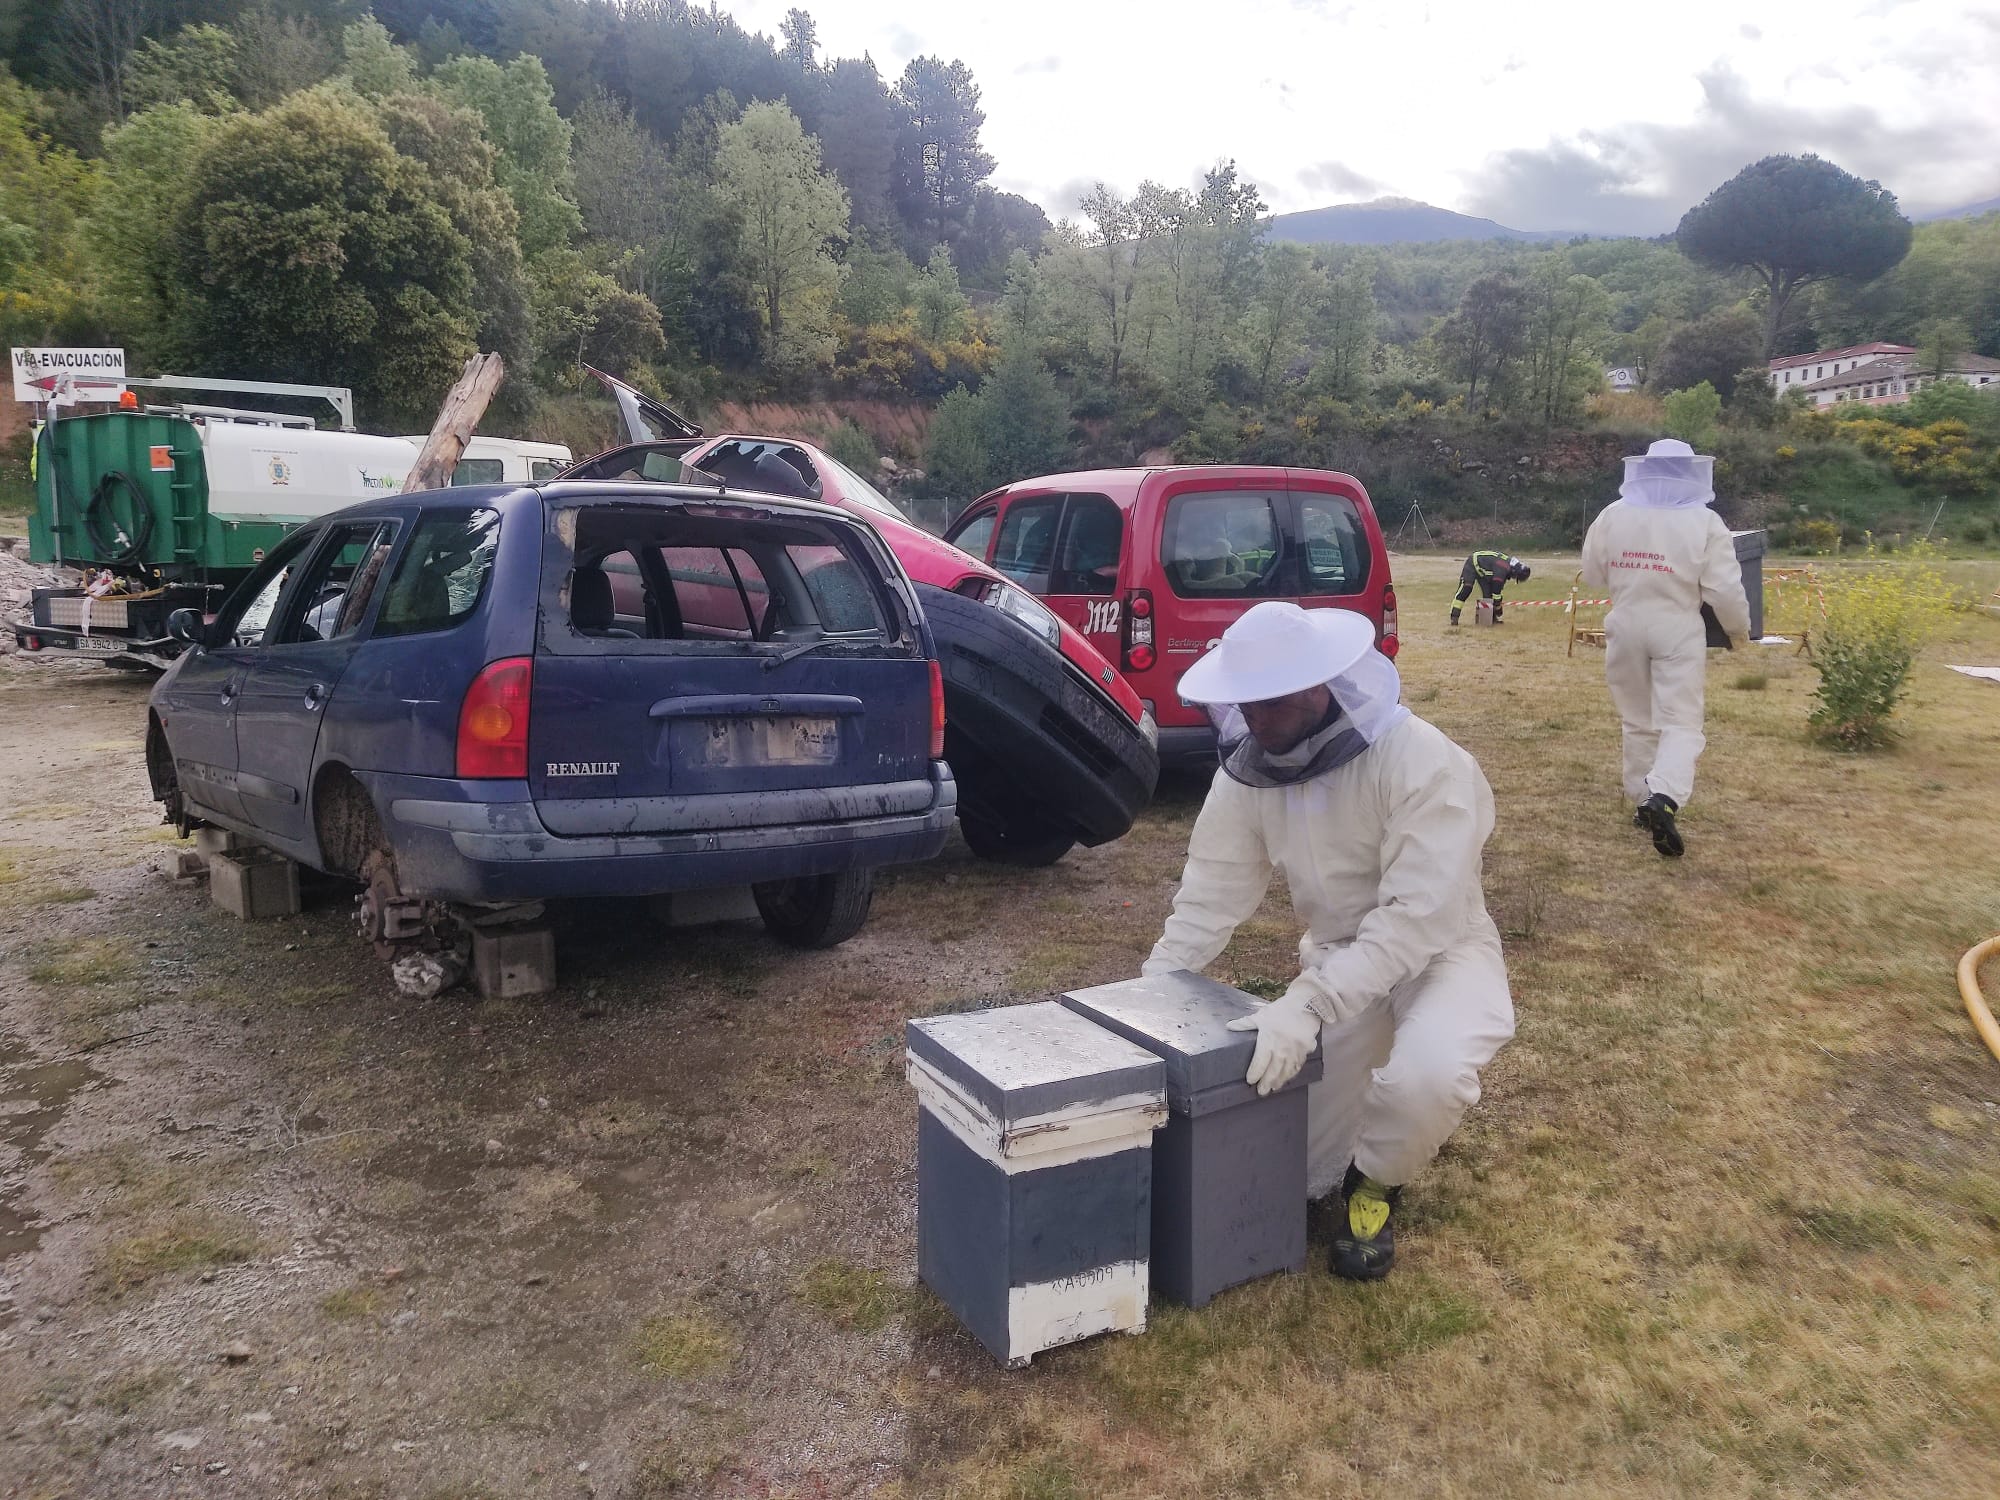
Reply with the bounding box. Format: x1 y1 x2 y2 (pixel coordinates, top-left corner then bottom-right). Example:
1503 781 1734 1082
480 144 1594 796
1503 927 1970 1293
838 235 917 326
341 15 417 102
892 57 994 257
959 188 1051 287
1137 161 1267 399
815 57 896 235
378 92 534 380
1247 242 1322 402
1661 381 1722 450
997 248 1047 352
87 102 217 353
1434 270 1528 414
1519 256 1612 426
1650 309 1762 399
166 88 477 426
778 9 819 71
913 244 969 342
1065 183 1145 389
126 25 240 115
713 100 849 369
1727 365 1778 427
1676 154 1913 357
570 91 696 305
1313 257 1376 402
923 384 989 500
53 0 160 122
231 2 337 112
527 246 666 380
0 74 99 339
979 342 1068 485
1915 315 1969 378
432 53 582 259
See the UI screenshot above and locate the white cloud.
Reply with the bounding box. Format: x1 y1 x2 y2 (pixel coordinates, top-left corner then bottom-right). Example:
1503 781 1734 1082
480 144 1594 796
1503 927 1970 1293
727 0 2000 231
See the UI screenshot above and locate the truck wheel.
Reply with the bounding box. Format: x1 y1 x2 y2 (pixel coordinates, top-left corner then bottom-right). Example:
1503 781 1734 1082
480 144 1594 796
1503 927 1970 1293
958 811 1076 867
752 869 875 948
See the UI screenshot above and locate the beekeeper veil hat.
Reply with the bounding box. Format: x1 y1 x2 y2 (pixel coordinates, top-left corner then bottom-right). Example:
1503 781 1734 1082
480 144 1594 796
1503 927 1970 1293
1178 602 1410 781
1620 437 1715 509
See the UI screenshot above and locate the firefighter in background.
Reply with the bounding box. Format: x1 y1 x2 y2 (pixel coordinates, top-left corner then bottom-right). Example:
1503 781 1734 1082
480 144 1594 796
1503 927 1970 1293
1449 551 1531 625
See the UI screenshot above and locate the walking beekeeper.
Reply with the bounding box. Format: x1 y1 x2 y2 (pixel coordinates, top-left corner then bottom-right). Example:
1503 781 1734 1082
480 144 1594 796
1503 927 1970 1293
1581 438 1752 858
1143 602 1513 1281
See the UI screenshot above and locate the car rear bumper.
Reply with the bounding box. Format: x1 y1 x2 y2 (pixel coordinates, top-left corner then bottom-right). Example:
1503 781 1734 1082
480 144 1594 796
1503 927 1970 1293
358 764 956 902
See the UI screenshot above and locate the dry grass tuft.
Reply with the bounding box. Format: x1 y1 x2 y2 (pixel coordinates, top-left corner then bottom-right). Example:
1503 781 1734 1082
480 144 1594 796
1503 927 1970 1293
635 1308 735 1379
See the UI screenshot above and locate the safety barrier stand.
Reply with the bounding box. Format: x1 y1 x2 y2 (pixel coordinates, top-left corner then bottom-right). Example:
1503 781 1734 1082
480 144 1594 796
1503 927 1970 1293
1764 566 1828 656
1564 572 1610 657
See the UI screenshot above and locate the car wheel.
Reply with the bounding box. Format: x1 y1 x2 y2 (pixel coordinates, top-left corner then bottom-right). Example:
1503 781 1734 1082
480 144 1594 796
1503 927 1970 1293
958 811 1076 867
752 869 876 948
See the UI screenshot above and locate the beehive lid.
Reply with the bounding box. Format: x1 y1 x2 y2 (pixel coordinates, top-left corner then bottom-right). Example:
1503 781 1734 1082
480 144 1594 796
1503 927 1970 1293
907 1001 1165 1128
1061 972 1323 1114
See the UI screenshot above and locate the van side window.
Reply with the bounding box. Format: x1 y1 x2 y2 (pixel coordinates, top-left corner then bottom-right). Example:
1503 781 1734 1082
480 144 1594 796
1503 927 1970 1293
993 499 1061 589
376 509 502 637
1163 493 1284 598
1297 494 1371 594
291 522 400 643
451 458 506 486
663 546 755 636
1049 496 1122 596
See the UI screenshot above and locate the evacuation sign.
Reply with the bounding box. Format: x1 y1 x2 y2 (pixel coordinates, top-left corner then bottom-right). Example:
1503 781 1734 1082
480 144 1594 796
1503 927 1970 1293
10 347 128 406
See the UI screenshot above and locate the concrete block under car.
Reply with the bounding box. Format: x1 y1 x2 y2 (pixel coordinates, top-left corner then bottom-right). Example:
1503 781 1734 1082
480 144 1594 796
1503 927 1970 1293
472 923 556 1000
907 1001 1166 1368
1062 971 1323 1309
208 849 301 921
192 826 245 858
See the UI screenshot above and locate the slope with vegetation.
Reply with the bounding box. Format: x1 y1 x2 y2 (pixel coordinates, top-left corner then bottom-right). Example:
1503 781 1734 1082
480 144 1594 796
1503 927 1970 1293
1 2 1997 545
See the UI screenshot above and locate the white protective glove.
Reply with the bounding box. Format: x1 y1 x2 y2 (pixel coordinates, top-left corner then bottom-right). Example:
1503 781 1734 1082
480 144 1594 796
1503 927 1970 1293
1225 989 1323 1096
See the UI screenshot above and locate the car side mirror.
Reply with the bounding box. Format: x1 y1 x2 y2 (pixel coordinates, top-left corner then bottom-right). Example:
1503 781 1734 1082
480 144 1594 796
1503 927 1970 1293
166 608 208 647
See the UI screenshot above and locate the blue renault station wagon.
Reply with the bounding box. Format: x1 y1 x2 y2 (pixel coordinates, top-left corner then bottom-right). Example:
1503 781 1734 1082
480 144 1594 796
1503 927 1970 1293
145 480 956 949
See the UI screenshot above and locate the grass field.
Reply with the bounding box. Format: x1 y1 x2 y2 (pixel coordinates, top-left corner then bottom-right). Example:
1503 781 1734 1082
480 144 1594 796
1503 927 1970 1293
911 552 2000 1498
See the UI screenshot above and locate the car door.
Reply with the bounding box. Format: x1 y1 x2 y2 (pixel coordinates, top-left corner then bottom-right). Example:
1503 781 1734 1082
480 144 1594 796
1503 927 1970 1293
943 504 999 566
155 529 321 825
1037 494 1126 654
233 519 401 848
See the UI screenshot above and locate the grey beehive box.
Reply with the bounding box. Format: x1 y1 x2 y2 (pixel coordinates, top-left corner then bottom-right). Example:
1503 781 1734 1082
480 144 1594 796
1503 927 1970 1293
907 1001 1167 1368
1061 972 1323 1308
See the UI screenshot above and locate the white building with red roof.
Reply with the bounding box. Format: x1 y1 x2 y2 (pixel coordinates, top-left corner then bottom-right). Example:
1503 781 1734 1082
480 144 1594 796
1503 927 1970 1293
1767 342 1915 391
1788 351 2000 409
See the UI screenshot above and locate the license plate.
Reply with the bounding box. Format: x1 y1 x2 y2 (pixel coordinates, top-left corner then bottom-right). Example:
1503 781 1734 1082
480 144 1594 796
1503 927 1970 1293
689 715 839 767
68 634 122 654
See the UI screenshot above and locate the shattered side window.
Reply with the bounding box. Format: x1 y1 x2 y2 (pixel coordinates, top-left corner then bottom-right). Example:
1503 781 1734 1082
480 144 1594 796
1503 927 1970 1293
375 509 502 637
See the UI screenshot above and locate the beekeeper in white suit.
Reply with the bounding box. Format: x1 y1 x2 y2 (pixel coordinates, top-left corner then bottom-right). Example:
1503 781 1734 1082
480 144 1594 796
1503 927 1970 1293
1581 438 1752 858
1143 602 1514 1281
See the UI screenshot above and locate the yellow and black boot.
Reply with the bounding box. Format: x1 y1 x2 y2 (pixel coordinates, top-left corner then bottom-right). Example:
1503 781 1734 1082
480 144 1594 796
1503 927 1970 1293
1332 1162 1401 1281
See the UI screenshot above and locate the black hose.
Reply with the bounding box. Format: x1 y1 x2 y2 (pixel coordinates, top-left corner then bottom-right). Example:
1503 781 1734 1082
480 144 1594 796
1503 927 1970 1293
85 470 155 563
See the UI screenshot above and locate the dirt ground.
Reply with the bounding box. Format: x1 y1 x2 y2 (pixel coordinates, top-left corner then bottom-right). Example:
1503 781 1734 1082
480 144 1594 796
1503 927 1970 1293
3 553 1999 1499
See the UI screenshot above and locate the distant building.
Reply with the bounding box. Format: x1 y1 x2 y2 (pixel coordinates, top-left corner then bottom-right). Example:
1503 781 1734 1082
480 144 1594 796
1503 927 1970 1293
1767 342 1915 390
1790 352 2000 409
1603 366 1641 393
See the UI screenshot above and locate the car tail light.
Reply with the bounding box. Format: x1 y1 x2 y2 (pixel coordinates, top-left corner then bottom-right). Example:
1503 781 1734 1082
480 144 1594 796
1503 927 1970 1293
1380 585 1399 660
1122 587 1154 673
457 656 532 778
22 634 40 651
928 658 946 759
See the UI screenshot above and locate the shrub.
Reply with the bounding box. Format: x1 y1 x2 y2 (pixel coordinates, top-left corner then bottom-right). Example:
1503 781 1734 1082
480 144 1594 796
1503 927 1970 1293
1960 520 1991 544
826 419 879 477
1808 541 1956 749
1662 381 1721 450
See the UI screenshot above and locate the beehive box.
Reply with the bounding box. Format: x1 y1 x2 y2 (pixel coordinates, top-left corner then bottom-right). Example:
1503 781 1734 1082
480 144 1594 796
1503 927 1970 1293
906 1002 1167 1368
1062 972 1323 1308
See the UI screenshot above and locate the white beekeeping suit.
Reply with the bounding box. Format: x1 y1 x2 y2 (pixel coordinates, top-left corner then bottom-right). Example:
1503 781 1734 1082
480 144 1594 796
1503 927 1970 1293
1581 439 1751 850
1143 604 1514 1202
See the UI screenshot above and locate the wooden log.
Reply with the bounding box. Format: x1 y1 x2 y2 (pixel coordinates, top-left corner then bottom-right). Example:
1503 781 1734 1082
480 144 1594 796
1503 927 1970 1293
401 352 506 494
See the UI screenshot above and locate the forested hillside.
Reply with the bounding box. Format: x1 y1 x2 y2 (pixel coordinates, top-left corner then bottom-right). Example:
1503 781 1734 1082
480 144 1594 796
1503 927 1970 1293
3 0 1998 544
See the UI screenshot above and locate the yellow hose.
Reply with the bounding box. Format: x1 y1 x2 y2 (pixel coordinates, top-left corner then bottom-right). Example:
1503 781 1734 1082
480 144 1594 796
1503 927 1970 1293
1958 937 2000 1065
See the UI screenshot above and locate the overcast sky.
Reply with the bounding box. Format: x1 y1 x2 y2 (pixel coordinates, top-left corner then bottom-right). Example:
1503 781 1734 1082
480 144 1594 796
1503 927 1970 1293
728 0 2000 233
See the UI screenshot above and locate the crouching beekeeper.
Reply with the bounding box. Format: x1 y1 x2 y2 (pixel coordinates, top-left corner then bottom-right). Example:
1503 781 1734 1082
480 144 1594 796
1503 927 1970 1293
1143 602 1514 1280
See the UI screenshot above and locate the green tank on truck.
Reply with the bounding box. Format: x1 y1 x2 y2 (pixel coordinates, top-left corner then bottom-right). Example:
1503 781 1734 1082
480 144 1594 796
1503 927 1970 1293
15 411 428 668
27 411 417 577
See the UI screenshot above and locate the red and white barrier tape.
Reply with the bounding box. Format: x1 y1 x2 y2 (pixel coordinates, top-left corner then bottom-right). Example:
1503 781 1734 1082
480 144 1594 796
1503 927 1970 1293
1505 597 1611 608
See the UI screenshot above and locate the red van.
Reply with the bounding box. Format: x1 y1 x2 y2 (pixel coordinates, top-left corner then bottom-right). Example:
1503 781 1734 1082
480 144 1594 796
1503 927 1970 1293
943 467 1396 762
